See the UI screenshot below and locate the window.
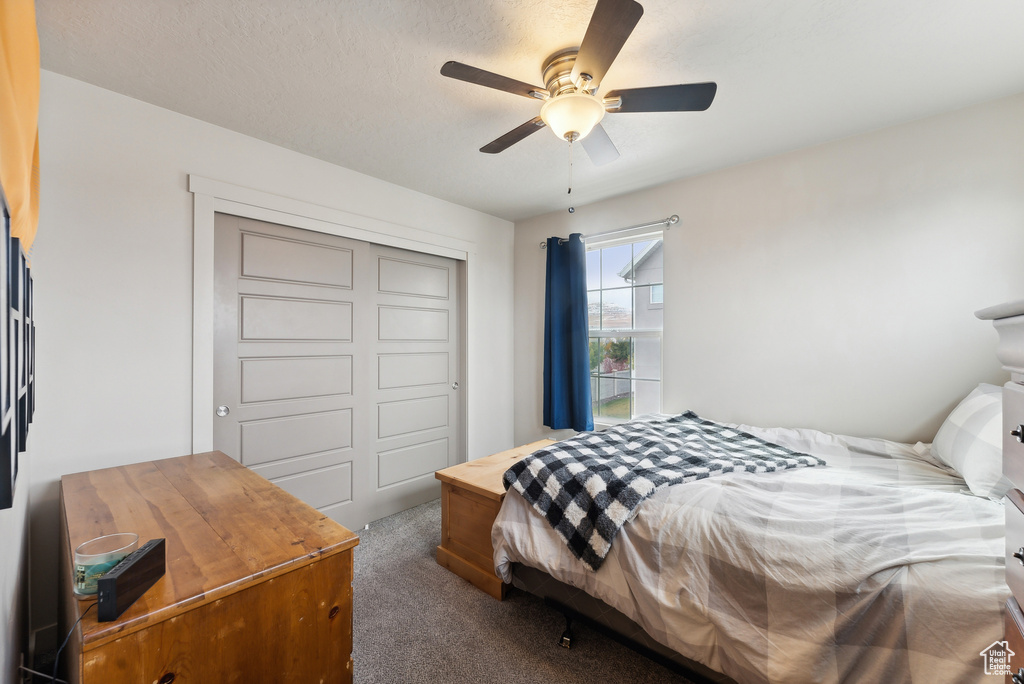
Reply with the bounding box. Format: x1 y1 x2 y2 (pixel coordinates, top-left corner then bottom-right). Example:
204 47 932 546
586 234 663 423
650 284 663 305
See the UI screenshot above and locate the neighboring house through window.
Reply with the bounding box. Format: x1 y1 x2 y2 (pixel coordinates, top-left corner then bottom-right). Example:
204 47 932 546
586 234 663 423
650 283 663 305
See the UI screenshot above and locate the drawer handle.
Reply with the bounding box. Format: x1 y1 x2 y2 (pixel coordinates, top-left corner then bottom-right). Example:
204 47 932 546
1015 548 1024 566
1013 425 1024 443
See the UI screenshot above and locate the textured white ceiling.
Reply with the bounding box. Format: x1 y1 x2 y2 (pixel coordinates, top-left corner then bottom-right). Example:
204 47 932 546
36 0 1024 222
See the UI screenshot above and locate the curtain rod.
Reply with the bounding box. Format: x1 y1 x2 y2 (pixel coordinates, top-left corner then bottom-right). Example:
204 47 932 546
540 214 678 248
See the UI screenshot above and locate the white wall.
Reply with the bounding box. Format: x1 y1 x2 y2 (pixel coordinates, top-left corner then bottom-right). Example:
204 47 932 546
29 71 515 638
1 454 29 683
514 93 1024 446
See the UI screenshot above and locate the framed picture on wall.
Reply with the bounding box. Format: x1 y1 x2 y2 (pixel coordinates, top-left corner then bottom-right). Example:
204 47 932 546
0 197 32 509
16 245 26 454
0 211 11 508
1 217 8 430
10 238 20 465
27 272 33 421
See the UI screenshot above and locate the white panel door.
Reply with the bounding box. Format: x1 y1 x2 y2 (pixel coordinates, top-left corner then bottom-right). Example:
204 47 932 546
213 214 460 530
366 243 460 522
213 214 372 528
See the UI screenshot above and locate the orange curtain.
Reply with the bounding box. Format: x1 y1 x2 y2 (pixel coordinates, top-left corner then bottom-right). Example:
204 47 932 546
0 0 40 253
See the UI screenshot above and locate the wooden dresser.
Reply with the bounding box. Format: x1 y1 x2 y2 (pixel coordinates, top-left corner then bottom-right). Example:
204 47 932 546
59 451 359 684
435 440 555 599
977 300 1024 684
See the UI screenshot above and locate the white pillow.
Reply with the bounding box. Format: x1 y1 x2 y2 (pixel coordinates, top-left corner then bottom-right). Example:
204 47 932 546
932 383 1010 499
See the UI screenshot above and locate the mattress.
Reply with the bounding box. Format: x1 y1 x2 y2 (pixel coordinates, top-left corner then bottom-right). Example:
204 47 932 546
492 422 1007 684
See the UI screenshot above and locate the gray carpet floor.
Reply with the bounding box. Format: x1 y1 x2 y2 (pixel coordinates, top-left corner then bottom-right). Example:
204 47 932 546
352 498 696 684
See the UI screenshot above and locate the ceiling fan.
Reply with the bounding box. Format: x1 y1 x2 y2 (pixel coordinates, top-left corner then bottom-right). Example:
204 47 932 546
440 0 717 166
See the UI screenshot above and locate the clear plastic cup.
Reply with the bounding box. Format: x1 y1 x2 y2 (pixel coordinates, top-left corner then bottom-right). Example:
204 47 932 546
73 533 139 596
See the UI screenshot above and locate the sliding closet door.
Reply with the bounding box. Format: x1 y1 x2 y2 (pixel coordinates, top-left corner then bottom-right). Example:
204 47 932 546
367 243 460 522
212 214 459 531
213 214 372 528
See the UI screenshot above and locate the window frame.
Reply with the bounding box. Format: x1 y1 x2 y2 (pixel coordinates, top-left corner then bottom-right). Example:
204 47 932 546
650 283 664 305
586 231 664 425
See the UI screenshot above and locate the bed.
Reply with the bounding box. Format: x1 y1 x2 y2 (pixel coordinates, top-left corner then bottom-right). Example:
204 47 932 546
491 399 1009 684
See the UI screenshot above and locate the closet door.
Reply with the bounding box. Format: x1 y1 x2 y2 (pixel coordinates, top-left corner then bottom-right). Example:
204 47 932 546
367 243 460 522
212 214 459 530
213 214 372 529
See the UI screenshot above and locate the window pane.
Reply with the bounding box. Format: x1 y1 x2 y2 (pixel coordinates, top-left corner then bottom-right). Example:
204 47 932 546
588 290 601 330
586 234 664 424
632 380 661 417
586 249 601 291
633 336 661 381
589 338 601 372
598 337 632 374
632 286 663 330
595 374 631 421
600 244 632 288
601 287 632 329
650 284 663 304
631 239 663 287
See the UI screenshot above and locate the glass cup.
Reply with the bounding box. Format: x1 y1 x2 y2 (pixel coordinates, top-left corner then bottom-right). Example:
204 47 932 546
73 533 139 596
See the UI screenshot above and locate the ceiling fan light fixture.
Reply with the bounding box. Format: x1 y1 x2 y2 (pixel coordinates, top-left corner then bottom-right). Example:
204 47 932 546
441 0 716 158
540 92 606 143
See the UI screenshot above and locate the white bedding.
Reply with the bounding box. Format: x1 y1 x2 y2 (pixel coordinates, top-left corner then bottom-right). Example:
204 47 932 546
492 423 1008 684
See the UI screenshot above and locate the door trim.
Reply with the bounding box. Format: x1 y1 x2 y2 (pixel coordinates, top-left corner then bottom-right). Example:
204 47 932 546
190 175 471 458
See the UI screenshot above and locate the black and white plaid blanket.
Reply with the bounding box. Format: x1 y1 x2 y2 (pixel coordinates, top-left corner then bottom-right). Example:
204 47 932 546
502 411 825 571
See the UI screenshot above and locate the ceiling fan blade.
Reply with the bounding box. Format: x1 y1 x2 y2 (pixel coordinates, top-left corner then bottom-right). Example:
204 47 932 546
581 124 619 166
441 61 546 100
571 0 644 90
605 82 718 113
480 117 546 154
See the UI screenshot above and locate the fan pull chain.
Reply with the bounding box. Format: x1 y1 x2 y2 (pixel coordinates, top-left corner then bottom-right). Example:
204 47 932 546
567 141 575 214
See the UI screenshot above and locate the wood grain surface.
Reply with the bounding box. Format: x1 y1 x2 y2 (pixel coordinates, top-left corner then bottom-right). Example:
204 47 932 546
435 440 554 600
434 439 554 501
60 451 358 683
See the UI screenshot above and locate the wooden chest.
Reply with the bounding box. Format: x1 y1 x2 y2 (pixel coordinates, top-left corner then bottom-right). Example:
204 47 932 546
435 440 555 599
59 451 359 683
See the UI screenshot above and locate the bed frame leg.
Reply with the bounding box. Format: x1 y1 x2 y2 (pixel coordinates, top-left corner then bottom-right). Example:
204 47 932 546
559 615 573 649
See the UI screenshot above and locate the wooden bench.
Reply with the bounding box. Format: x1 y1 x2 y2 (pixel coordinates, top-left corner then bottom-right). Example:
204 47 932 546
435 440 554 599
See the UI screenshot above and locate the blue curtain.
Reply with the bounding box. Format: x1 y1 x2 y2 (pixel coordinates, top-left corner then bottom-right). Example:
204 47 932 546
543 233 594 432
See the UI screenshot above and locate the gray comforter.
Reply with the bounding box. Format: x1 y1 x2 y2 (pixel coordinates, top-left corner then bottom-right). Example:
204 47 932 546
492 422 1006 684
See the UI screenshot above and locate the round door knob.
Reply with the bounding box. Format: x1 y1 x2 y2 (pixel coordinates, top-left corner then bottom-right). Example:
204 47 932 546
1013 425 1024 443
216 405 230 417
1014 547 1024 566
451 382 459 390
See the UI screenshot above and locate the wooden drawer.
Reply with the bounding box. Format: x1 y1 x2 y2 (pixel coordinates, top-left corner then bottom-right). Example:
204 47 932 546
1005 383 1024 490
1007 491 1024 605
1006 598 1024 684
